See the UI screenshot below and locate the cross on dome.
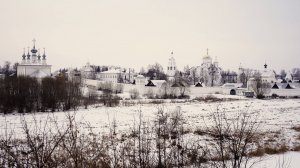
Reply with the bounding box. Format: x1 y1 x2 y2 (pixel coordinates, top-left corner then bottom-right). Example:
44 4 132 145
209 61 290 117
32 38 36 46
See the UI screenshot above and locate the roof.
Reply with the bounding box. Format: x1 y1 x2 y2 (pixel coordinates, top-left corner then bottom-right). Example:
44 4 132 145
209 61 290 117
272 83 279 89
222 83 243 88
261 69 275 78
195 82 203 87
100 69 121 74
135 74 145 78
272 83 300 89
145 80 166 87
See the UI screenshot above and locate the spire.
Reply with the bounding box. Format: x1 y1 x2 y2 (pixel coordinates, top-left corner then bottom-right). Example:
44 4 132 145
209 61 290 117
264 60 268 69
37 49 41 60
31 38 38 54
27 47 30 59
22 48 26 60
264 62 267 69
170 51 174 58
33 38 36 47
42 48 46 60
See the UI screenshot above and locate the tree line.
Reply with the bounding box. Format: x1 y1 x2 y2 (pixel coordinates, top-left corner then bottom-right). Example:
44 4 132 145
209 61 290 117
0 76 82 114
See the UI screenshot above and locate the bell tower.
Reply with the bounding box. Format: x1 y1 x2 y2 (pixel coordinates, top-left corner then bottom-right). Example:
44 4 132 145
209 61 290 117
167 51 177 80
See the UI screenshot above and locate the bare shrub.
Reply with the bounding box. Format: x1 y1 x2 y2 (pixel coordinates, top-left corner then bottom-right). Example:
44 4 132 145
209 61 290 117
129 88 140 99
205 105 262 168
264 144 288 155
114 84 123 94
291 126 300 132
0 112 110 168
143 88 155 99
250 73 271 99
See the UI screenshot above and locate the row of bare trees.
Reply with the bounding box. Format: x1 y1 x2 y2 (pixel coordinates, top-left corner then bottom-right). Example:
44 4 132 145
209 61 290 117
0 76 82 113
0 105 264 168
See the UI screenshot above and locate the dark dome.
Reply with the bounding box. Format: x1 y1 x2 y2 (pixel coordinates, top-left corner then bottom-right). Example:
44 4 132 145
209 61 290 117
31 47 38 54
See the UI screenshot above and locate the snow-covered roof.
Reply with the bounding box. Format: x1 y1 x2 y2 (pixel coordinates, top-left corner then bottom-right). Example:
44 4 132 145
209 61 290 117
145 80 166 87
100 69 121 74
222 83 243 88
261 69 275 78
272 83 300 89
136 74 145 78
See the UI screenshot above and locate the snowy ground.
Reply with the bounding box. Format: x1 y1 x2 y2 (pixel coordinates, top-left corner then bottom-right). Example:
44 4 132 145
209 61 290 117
248 152 300 168
2 96 299 135
1 95 300 166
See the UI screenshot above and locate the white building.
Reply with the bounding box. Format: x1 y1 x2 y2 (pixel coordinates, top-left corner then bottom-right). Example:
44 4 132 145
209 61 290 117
96 69 120 83
17 40 51 78
81 62 95 79
166 52 177 81
194 49 222 86
261 63 276 83
96 68 134 84
222 83 244 95
134 74 147 85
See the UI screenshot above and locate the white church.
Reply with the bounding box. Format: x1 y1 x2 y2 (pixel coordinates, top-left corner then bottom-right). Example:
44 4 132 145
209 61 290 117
17 40 51 78
195 49 222 86
166 51 177 81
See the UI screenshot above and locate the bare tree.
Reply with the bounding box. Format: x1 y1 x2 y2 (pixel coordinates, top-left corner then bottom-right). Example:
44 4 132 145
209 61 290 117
250 73 271 99
207 105 261 168
280 70 287 80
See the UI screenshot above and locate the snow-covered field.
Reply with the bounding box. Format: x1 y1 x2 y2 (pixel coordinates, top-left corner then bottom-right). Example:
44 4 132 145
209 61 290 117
1 96 300 167
1 96 299 136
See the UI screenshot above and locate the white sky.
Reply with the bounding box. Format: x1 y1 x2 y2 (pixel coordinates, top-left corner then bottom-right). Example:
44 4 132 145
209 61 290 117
0 0 299 72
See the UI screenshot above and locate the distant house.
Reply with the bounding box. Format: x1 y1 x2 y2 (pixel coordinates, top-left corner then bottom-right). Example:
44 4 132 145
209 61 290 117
222 83 243 95
134 75 147 85
95 68 134 84
67 69 81 83
145 80 166 87
96 69 120 83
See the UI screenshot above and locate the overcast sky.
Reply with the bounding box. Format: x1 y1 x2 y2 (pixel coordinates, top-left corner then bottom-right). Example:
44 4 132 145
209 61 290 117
0 0 299 72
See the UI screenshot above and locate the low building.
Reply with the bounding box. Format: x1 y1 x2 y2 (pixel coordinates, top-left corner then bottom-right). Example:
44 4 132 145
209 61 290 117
96 69 120 83
134 74 147 85
222 83 243 95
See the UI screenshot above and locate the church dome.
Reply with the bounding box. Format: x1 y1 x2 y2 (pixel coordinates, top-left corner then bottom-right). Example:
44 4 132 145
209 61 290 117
31 46 38 54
